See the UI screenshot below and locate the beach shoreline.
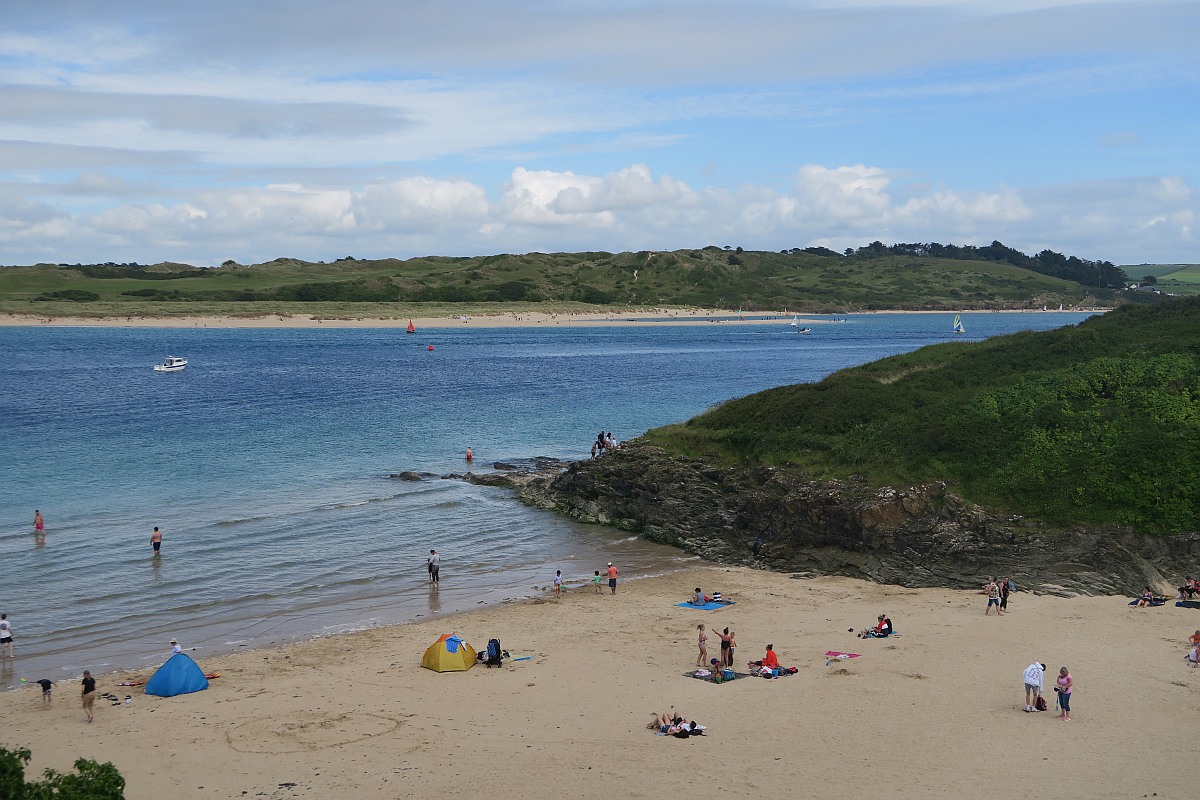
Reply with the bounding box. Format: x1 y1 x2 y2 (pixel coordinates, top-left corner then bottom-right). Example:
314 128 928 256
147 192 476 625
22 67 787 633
0 307 1108 330
2 565 1192 799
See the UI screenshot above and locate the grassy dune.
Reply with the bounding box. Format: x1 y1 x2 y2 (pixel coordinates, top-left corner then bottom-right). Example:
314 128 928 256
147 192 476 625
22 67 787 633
0 248 1116 316
645 297 1200 535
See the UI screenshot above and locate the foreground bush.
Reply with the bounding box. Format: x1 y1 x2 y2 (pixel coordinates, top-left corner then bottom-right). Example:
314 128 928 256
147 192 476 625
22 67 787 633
0 746 125 800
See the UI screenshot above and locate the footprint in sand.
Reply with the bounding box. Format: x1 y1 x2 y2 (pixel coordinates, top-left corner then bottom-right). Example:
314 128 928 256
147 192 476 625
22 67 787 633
226 712 400 753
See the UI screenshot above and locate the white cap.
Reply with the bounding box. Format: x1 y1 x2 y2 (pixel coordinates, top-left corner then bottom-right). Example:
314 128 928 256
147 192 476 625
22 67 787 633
607 562 612 566
170 639 177 643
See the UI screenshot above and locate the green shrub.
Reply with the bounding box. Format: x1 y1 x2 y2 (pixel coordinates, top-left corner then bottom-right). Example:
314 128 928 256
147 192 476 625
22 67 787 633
0 746 125 799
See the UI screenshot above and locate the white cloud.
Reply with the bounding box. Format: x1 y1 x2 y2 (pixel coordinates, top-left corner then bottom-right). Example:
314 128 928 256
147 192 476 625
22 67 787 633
1 1 1196 265
352 178 489 232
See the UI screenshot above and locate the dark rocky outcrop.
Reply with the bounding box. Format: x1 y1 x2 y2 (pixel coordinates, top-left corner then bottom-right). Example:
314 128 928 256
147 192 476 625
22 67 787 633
512 442 1200 596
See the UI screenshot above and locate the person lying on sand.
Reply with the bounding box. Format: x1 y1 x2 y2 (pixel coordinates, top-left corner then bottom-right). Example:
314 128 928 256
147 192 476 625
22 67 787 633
647 710 704 735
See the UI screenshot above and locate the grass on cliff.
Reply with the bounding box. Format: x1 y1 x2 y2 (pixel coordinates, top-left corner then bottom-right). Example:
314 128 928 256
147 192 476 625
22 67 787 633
643 297 1200 535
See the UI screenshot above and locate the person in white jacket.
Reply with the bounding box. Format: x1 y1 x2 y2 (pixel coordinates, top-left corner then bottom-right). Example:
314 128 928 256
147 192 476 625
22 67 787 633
1023 662 1046 711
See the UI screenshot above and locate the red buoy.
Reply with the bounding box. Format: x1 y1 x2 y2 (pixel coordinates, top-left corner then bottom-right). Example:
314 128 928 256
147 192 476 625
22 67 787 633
427 345 434 351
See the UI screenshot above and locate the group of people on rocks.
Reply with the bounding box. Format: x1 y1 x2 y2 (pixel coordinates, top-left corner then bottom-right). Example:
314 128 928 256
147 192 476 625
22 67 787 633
590 431 618 458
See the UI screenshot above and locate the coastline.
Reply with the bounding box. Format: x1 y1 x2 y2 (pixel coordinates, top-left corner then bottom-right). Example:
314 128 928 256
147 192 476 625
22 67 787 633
3 565 1191 799
0 307 1107 329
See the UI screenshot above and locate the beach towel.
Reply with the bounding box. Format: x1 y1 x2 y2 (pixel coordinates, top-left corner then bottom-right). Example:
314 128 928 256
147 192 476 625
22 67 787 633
1176 600 1200 609
675 601 736 611
684 670 751 683
1128 598 1167 607
824 651 861 666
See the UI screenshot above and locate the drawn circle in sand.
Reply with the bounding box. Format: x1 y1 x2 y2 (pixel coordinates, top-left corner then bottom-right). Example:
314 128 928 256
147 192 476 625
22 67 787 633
226 712 400 753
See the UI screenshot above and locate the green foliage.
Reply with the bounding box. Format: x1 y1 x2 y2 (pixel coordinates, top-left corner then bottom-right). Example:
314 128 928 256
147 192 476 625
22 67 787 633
33 290 100 302
0 746 125 799
645 298 1200 535
1 242 1133 313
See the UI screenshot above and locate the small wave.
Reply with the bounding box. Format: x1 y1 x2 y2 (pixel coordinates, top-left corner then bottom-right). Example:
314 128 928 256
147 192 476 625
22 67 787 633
213 514 275 527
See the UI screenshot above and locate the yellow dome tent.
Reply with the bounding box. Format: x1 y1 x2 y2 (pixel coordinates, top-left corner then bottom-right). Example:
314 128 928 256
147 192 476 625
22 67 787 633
421 634 476 672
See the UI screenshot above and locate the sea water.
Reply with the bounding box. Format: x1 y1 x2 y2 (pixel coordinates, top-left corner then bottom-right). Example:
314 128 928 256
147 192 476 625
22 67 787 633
0 312 1093 686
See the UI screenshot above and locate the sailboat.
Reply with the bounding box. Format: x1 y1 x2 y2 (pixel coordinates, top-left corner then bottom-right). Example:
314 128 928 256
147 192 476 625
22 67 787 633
406 319 416 334
952 314 966 334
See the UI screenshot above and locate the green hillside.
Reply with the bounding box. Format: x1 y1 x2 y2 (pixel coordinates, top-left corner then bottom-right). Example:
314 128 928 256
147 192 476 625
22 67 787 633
1119 263 1200 297
0 242 1127 316
644 298 1200 535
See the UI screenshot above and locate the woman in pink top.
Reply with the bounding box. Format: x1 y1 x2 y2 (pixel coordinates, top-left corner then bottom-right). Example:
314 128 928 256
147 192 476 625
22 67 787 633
1055 667 1073 721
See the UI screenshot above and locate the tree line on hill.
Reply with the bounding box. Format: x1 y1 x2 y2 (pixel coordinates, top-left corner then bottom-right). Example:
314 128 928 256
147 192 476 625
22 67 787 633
801 240 1125 288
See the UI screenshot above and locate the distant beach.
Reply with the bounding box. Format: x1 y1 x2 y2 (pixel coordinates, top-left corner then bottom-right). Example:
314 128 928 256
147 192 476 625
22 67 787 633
3 565 1192 799
0 307 1107 329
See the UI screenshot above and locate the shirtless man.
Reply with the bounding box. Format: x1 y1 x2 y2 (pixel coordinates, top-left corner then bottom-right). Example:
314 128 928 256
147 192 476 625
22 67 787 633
151 526 163 555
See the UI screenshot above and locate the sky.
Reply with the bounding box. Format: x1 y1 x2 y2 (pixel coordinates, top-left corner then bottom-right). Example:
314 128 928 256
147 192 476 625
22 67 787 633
1 0 1197 267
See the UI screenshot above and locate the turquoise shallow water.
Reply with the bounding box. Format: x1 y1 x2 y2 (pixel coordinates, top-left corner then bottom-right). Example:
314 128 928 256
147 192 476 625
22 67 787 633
0 313 1094 686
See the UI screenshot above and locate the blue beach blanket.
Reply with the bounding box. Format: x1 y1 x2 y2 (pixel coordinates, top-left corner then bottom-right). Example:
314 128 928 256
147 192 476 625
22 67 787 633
1128 598 1167 607
676 601 736 611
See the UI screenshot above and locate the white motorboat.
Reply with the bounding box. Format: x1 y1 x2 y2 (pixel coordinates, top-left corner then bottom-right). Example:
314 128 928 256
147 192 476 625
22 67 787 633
153 356 188 372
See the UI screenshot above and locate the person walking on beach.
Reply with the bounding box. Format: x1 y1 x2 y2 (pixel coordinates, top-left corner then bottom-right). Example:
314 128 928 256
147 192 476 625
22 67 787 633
696 624 709 667
607 562 618 595
1054 666 1073 721
81 671 96 723
593 570 603 594
0 614 12 657
428 550 440 584
984 577 1000 615
553 570 563 598
1023 661 1046 711
36 679 53 706
150 526 163 555
999 576 1011 614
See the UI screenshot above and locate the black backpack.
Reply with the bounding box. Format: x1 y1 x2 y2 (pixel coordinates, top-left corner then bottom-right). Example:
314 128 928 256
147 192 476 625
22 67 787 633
485 638 503 667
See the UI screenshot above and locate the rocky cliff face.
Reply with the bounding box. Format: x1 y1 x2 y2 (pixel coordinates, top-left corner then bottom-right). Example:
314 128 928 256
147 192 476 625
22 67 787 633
512 442 1200 596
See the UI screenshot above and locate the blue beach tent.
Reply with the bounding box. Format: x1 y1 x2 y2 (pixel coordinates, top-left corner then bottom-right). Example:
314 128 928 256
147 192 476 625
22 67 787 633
144 653 209 697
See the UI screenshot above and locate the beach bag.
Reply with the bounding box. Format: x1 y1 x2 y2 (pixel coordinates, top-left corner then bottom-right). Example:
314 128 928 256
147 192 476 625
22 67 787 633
485 638 503 667
1035 695 1047 712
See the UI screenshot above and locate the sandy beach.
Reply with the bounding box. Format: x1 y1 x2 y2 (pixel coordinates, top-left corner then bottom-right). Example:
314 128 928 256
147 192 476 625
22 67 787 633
3 565 1194 799
0 309 811 329
0 308 1105 330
